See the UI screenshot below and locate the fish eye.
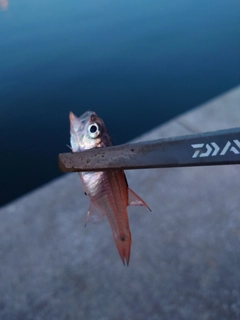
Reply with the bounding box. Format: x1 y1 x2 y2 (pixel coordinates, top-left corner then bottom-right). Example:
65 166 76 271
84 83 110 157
88 123 101 138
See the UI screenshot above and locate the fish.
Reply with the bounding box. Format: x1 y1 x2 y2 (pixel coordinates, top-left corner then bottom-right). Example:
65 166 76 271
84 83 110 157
69 111 151 265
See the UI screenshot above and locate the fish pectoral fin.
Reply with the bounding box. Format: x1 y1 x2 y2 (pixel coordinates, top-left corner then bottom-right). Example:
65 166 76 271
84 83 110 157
128 188 151 211
84 201 105 227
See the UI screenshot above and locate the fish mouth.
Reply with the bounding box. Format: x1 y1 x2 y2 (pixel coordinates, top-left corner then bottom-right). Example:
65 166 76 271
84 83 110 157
113 232 132 266
69 111 98 132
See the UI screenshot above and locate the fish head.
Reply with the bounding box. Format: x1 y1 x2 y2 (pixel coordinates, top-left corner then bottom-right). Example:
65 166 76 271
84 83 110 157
69 111 113 151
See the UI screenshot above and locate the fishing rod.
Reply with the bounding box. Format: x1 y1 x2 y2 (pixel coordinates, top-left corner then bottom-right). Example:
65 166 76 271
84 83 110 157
59 127 240 172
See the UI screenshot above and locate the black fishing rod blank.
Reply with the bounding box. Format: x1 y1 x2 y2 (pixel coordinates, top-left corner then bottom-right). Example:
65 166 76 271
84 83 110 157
59 127 240 172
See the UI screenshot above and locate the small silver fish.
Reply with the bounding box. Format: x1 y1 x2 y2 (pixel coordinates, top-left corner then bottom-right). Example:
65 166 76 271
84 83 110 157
69 111 150 265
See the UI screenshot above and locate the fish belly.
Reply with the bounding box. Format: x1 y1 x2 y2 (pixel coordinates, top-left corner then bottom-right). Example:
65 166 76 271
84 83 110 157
81 170 132 265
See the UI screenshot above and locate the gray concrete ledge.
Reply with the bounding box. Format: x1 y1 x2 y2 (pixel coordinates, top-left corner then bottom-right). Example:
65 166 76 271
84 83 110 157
1 85 240 320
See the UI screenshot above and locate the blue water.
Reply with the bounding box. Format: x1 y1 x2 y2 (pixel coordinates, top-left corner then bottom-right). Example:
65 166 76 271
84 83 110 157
0 0 240 206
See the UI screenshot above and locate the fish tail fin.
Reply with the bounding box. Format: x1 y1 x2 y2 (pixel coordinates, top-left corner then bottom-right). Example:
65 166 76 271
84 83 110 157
113 231 132 266
128 188 151 211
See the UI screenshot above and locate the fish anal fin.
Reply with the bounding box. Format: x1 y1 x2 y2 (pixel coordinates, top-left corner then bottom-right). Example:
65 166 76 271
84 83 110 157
84 202 105 227
128 188 151 211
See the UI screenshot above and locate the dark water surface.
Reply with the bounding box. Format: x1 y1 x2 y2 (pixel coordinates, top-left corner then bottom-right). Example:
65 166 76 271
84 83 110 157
0 0 240 206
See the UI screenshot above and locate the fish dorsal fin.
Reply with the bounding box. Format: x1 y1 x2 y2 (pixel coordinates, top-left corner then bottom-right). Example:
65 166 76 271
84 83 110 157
128 188 151 211
84 202 105 227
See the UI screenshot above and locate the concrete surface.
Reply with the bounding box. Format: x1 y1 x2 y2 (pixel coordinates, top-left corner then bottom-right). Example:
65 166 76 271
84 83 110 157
0 85 240 320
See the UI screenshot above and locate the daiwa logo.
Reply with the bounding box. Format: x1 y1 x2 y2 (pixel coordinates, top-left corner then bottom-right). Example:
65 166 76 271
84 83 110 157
191 140 240 158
